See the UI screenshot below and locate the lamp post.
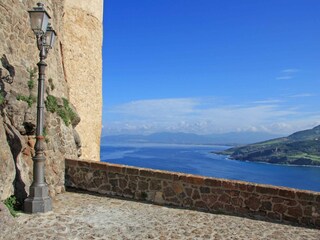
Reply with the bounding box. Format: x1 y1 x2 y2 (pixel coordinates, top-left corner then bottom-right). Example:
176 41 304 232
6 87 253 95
24 2 56 213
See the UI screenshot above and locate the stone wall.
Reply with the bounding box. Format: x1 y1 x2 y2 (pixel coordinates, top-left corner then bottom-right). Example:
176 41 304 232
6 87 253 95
0 0 103 201
65 159 320 228
62 0 103 161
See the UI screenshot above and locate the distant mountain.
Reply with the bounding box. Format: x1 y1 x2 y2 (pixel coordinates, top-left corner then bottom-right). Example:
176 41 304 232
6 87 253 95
219 125 320 166
101 131 283 145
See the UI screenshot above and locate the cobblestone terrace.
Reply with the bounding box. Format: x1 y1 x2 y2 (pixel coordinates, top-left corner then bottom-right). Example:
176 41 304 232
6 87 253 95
0 191 319 240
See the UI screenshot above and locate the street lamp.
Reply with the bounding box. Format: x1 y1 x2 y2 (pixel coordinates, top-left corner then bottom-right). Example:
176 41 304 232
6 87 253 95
24 2 56 213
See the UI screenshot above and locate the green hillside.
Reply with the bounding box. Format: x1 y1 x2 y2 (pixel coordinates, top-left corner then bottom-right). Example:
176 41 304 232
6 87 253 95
219 125 320 166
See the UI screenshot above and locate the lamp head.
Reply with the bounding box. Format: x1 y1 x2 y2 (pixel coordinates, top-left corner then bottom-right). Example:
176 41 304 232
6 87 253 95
28 2 51 35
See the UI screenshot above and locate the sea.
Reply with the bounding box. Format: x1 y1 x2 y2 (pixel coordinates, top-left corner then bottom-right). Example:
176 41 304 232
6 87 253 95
100 143 320 192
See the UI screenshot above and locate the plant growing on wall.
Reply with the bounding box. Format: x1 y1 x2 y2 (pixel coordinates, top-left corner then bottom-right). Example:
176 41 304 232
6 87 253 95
4 195 22 217
16 94 36 107
45 95 76 126
0 92 4 105
16 66 37 107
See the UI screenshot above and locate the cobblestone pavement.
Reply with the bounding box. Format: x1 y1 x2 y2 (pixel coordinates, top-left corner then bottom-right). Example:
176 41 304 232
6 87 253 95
1 191 319 240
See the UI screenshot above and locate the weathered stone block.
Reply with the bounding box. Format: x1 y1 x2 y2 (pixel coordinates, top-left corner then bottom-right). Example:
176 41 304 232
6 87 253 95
78 161 91 168
287 206 303 218
272 197 285 204
192 189 201 200
261 201 272 211
185 188 193 197
119 178 128 189
154 171 173 180
283 214 299 223
154 191 164 204
267 212 281 221
93 178 103 188
126 167 139 176
256 185 278 195
296 191 315 201
150 179 162 191
273 203 288 214
123 188 134 198
224 204 235 213
218 194 231 204
183 198 193 207
200 186 210 194
246 185 256 192
172 182 183 194
186 176 204 185
245 197 261 211
109 179 118 188
231 197 243 207
167 197 180 205
140 169 155 178
108 165 124 174
204 178 221 187
163 187 176 198
98 184 111 193
279 189 296 199
203 195 218 207
138 181 149 191
284 199 298 207
194 201 207 210
128 181 137 191
221 181 238 190
227 190 240 197
90 161 105 170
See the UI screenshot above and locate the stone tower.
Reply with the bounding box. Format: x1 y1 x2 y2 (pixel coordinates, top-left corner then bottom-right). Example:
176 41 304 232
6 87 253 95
62 0 103 161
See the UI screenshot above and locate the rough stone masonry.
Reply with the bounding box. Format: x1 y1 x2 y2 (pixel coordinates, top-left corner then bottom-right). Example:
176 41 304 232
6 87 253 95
66 159 320 228
0 0 103 202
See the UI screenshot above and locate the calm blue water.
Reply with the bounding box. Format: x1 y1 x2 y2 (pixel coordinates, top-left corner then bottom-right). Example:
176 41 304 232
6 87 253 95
100 143 320 192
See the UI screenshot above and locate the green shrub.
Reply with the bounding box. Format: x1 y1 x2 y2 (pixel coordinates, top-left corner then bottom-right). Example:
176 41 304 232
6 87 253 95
27 67 37 90
27 66 37 80
43 127 49 143
17 94 36 108
45 95 76 126
27 79 35 90
57 108 69 125
4 196 20 217
0 92 4 105
62 98 76 122
45 95 58 113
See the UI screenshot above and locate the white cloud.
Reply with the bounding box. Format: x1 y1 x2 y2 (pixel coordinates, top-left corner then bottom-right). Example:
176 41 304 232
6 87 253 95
282 69 299 73
103 97 320 135
109 98 199 119
289 93 315 98
252 99 282 104
276 68 299 80
276 76 293 80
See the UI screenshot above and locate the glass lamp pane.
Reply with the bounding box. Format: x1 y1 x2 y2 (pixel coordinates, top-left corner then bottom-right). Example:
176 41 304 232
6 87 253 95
49 32 56 48
41 13 49 33
45 29 57 48
28 11 49 34
29 12 44 33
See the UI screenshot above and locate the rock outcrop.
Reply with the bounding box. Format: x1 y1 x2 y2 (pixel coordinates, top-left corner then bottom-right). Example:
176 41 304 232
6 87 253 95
0 0 103 201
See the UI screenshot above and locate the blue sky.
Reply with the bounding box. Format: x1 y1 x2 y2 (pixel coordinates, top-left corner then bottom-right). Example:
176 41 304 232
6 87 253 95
102 0 320 136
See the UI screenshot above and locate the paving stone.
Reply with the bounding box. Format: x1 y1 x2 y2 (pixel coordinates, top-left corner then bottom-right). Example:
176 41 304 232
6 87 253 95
1 192 319 240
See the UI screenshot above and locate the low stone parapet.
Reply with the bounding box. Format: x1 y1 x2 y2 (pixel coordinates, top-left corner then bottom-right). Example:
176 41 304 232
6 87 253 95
65 159 320 228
